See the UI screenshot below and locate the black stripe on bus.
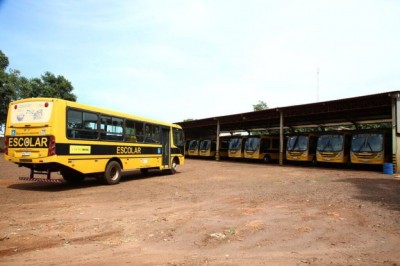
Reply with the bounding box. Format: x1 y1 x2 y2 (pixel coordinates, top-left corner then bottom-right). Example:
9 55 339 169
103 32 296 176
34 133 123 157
56 143 162 156
65 155 161 161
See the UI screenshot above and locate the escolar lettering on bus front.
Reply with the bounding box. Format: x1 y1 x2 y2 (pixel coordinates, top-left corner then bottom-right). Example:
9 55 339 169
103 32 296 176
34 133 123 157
117 146 142 155
9 137 49 148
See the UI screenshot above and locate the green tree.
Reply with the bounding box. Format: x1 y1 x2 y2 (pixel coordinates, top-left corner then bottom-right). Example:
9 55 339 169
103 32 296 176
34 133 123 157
0 50 77 131
27 72 77 101
253 100 268 111
0 50 9 70
0 51 15 131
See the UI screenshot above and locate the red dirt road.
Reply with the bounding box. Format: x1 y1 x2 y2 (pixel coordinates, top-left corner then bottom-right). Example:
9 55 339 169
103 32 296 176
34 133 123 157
1 157 400 265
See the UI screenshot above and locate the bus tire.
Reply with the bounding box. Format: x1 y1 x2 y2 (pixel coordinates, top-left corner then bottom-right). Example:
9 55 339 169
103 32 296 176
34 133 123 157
263 155 271 164
103 160 122 185
169 158 178 174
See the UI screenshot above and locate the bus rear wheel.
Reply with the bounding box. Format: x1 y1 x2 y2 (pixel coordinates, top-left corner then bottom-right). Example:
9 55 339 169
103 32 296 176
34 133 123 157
102 161 122 185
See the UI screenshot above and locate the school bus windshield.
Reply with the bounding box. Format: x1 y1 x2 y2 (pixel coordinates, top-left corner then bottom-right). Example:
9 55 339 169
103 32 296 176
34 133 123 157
245 137 260 151
317 135 344 152
229 138 242 150
287 136 308 151
351 133 383 152
200 140 211 150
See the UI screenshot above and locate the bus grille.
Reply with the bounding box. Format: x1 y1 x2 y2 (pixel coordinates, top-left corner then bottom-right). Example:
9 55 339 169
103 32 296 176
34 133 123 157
355 153 375 159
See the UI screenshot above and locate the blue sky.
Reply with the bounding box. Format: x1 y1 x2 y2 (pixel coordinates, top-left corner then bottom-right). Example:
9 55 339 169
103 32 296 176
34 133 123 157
1 0 399 123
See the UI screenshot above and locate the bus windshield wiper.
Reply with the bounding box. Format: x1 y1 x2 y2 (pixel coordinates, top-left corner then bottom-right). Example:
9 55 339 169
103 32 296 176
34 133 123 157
358 139 367 152
367 141 373 151
322 139 331 151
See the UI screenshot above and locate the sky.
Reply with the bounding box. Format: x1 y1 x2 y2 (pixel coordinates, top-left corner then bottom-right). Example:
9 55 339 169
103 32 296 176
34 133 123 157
0 0 399 123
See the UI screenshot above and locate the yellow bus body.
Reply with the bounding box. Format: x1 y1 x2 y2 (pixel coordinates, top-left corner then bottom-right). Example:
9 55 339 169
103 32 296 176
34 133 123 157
316 132 351 164
350 131 390 165
199 138 229 158
243 136 280 163
228 137 247 158
286 134 318 163
188 139 200 157
4 98 185 184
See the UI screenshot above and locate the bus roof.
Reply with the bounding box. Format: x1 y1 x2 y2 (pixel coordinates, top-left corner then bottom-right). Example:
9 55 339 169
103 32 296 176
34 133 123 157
10 98 181 129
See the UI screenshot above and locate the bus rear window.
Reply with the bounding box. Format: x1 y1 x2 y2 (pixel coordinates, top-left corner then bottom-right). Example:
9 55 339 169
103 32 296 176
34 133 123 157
10 101 53 124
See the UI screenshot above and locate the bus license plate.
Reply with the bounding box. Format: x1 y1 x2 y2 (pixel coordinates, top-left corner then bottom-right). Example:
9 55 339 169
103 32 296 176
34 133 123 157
22 152 31 156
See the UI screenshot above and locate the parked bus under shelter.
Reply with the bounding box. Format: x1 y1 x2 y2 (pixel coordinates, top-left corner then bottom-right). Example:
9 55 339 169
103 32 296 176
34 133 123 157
178 91 400 174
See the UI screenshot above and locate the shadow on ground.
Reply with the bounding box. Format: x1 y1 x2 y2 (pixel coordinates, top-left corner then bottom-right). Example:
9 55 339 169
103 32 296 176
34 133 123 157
336 177 400 211
6 169 180 192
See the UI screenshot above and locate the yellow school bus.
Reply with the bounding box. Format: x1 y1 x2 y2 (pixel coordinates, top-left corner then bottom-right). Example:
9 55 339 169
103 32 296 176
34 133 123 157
199 138 229 158
228 136 248 159
187 139 201 157
350 130 391 164
316 131 351 164
243 135 280 163
286 134 318 163
4 98 185 184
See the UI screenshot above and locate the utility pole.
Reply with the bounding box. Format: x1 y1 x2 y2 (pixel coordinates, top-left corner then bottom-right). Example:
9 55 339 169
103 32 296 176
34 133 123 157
316 66 320 101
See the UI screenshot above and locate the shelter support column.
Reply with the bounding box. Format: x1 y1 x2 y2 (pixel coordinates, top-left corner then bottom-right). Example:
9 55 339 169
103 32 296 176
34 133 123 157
392 94 399 174
215 119 220 161
279 110 284 166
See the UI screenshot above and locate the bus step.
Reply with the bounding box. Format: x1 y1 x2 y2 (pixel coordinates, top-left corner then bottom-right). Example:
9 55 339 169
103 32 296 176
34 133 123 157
19 177 64 183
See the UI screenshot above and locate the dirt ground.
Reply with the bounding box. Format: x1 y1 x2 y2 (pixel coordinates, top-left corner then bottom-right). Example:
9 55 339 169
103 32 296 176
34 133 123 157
1 157 400 265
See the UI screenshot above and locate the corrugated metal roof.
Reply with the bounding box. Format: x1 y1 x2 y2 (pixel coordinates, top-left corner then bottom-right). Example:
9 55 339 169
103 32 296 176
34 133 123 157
178 91 399 138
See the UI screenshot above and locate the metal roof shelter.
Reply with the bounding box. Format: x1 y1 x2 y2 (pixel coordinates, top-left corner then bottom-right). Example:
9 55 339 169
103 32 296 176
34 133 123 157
177 91 400 172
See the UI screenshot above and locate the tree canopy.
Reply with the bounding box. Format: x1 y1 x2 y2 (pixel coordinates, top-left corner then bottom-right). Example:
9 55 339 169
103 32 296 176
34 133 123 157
253 100 268 111
0 50 77 131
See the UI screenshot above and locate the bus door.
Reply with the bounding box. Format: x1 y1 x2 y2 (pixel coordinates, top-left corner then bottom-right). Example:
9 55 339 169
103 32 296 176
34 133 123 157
162 127 171 167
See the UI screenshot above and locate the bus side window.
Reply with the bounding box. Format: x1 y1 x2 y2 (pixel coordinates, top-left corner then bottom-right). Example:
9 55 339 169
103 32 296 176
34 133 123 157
260 139 270 153
135 122 144 143
125 119 137 142
111 118 123 141
67 109 98 139
173 129 184 147
144 124 161 143
81 112 99 139
100 116 123 141
153 126 160 144
100 116 111 140
67 109 82 139
272 139 280 149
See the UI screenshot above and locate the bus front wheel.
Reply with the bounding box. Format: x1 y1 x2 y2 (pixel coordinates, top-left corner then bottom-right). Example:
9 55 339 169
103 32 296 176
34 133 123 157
168 158 178 174
163 158 178 175
103 161 122 185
